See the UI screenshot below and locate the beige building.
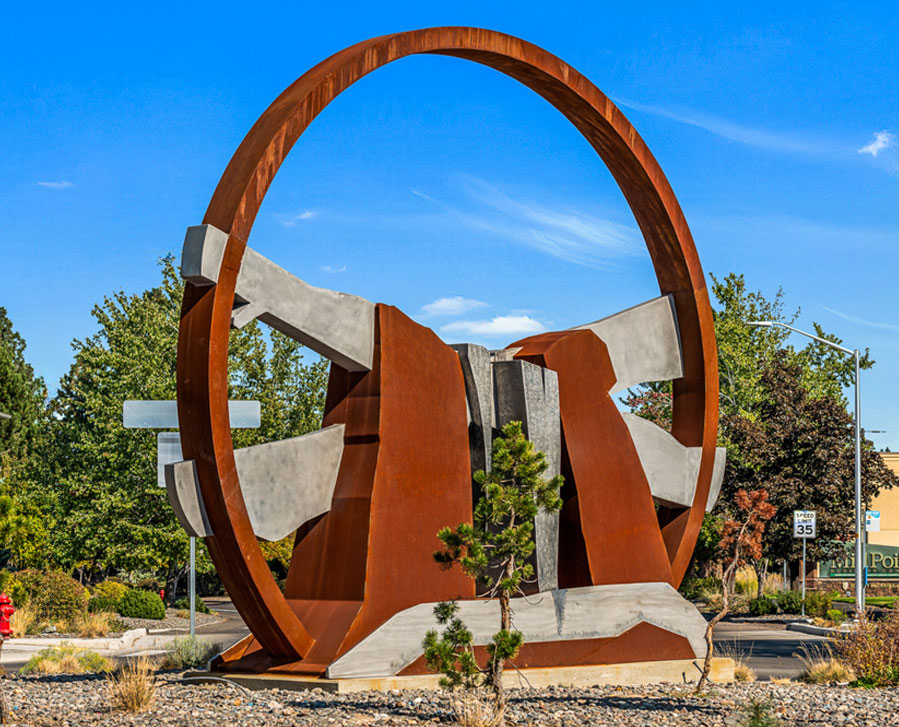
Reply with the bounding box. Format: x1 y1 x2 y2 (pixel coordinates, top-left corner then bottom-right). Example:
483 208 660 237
867 452 899 547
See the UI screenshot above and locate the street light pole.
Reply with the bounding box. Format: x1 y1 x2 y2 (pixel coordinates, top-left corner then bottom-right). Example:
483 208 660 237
748 320 865 617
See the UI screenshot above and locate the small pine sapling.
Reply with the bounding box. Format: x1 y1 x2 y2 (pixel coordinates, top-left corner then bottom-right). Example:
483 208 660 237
425 420 563 717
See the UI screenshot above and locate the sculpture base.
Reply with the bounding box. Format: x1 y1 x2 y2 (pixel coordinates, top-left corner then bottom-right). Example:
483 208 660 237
189 657 734 693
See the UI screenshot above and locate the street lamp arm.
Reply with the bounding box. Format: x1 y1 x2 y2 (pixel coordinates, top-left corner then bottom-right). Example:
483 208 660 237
746 321 855 355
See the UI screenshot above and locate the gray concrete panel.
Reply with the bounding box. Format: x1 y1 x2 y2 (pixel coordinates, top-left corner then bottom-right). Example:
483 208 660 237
493 360 561 593
179 224 375 372
180 225 228 286
622 412 726 513
450 343 494 475
326 582 708 678
164 424 345 541
164 460 213 537
574 296 683 394
234 423 345 542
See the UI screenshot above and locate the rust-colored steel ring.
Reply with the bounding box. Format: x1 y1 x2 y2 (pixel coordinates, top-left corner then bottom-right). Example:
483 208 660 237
176 26 719 660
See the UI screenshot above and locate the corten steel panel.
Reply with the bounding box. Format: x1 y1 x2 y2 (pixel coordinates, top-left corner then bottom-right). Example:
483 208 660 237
177 26 718 665
511 330 673 586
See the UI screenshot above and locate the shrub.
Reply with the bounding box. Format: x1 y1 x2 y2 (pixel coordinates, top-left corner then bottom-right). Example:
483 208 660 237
680 577 720 600
739 696 782 727
93 580 129 603
173 597 210 614
805 591 836 618
826 609 845 624
107 656 157 712
749 598 777 616
89 595 120 613
776 590 803 615
834 608 899 686
21 643 112 675
160 636 217 670
117 589 165 620
10 570 89 623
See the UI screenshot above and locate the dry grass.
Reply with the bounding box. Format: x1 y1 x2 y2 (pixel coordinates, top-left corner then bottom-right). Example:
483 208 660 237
769 676 793 685
716 641 757 682
10 601 38 637
451 691 504 727
798 643 856 684
107 656 158 713
70 611 115 638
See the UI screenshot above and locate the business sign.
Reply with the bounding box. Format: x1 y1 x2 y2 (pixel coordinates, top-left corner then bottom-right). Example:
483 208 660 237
820 543 899 579
793 510 816 538
866 510 881 533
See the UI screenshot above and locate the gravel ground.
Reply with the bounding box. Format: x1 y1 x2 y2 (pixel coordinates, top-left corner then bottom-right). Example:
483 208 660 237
5 675 899 726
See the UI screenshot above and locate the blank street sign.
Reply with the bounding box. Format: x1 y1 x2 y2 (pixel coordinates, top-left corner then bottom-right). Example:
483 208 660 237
123 400 261 429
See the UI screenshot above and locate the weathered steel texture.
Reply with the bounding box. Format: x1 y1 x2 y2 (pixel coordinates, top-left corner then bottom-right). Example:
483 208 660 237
177 26 718 669
511 330 674 587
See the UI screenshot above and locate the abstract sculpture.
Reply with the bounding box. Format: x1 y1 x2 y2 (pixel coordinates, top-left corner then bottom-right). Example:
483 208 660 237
169 27 725 679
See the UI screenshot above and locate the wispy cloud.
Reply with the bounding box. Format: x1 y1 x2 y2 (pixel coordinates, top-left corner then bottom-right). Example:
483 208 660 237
420 296 488 317
441 315 547 338
37 180 74 189
320 264 346 273
276 209 318 227
822 305 899 332
859 131 894 157
413 176 640 268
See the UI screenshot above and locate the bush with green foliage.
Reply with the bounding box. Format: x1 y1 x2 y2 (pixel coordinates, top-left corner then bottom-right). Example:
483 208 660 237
117 589 166 620
88 595 120 613
776 590 803 614
93 580 129 603
8 570 89 623
680 577 721 600
826 608 845 624
749 597 777 616
173 597 210 614
161 636 218 670
20 643 112 675
805 591 836 618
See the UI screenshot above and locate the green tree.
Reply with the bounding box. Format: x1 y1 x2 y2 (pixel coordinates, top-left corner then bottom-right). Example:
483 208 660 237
0 307 46 461
22 257 327 595
426 421 563 720
722 352 897 578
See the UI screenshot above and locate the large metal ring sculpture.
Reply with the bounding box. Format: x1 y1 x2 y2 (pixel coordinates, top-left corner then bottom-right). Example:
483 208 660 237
173 27 721 678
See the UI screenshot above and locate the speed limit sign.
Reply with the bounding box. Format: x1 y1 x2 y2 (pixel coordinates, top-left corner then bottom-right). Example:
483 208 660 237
794 510 816 539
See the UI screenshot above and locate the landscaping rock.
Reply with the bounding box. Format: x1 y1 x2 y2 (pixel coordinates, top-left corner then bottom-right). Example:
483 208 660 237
6 675 899 725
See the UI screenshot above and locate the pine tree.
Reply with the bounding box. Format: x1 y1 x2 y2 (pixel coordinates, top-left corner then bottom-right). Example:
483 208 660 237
425 420 563 721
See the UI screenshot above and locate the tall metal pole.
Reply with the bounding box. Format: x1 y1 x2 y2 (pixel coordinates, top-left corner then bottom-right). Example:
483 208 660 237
801 537 807 617
189 536 196 638
854 350 864 617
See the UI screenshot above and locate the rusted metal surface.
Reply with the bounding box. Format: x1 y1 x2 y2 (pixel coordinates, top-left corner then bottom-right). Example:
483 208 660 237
178 26 718 672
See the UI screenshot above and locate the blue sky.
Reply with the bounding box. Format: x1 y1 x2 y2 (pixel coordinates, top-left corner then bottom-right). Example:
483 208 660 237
1 3 897 450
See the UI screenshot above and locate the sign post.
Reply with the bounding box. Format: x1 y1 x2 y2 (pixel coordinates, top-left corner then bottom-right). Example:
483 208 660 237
123 400 260 637
793 510 816 616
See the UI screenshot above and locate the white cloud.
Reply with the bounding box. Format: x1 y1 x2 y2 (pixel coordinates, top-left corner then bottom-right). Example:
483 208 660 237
320 264 346 273
859 131 895 157
822 305 899 332
37 180 74 189
614 97 846 158
411 176 640 269
441 315 547 338
277 209 318 227
420 296 488 317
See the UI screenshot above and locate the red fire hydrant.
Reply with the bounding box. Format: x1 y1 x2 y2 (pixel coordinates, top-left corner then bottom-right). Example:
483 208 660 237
0 593 15 639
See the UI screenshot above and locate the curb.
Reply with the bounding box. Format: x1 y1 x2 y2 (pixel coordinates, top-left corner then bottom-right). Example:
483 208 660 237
786 623 850 637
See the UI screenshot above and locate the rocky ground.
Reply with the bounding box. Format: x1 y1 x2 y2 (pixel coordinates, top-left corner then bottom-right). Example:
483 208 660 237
32 610 224 638
4 675 898 726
